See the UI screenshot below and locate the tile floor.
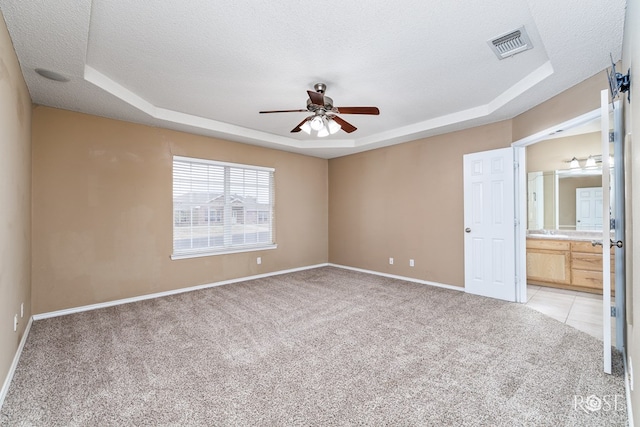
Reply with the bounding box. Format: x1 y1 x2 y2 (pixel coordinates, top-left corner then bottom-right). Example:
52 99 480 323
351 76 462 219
525 284 615 341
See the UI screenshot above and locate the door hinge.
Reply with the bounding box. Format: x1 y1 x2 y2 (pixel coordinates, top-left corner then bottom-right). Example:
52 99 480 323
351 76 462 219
611 306 617 317
514 161 519 170
609 131 615 143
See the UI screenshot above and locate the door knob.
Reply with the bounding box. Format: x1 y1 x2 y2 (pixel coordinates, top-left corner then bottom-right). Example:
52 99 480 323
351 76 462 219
465 228 471 233
592 239 624 248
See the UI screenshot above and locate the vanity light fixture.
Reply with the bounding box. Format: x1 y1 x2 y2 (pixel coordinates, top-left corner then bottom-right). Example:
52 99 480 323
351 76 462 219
566 154 612 170
569 157 580 169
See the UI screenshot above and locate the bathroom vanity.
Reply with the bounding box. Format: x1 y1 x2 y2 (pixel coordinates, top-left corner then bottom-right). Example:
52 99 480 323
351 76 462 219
526 232 614 294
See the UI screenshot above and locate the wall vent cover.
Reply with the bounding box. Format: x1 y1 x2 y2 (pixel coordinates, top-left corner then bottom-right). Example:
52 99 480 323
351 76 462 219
488 26 533 60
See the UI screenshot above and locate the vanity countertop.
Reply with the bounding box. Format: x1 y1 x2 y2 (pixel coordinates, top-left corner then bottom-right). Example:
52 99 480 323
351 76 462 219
526 230 611 242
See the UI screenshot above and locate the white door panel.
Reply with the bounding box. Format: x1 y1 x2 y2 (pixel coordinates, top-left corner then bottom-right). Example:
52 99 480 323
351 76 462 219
576 187 603 230
600 90 612 375
464 147 516 302
600 95 626 374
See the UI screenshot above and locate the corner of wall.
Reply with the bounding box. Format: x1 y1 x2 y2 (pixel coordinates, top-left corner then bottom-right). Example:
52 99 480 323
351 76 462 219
0 9 33 411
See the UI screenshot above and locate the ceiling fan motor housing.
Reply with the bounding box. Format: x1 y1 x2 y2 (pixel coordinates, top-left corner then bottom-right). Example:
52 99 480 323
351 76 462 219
307 96 334 113
313 82 327 93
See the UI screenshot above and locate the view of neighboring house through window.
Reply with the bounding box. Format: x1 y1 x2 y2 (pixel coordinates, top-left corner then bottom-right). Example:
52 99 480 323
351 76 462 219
172 156 275 258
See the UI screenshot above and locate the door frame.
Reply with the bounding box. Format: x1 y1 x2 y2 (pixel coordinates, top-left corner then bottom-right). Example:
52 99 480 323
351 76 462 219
512 100 624 353
512 107 603 304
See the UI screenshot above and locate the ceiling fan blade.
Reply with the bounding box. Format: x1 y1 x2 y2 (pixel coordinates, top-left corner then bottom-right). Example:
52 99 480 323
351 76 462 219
259 109 307 114
332 115 357 133
290 117 310 133
307 90 325 107
334 107 380 115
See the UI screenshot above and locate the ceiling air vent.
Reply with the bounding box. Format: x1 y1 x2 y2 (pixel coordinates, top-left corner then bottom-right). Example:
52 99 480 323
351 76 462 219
488 26 533 60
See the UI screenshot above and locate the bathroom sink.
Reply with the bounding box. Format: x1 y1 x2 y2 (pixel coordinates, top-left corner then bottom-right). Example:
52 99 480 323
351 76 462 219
527 233 570 239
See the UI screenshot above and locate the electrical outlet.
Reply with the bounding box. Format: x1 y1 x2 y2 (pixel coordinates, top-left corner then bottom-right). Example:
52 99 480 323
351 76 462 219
409 259 415 267
13 315 17 332
257 257 262 265
389 257 394 265
21 302 24 318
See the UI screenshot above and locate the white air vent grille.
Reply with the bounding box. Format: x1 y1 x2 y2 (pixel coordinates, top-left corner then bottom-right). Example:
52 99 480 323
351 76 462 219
488 26 533 59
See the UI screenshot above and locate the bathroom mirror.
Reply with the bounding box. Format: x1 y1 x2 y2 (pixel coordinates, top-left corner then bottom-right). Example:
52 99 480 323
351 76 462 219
527 168 603 230
525 116 612 231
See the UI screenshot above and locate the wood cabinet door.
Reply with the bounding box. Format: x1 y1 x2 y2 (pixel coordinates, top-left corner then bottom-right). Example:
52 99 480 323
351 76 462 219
526 249 571 285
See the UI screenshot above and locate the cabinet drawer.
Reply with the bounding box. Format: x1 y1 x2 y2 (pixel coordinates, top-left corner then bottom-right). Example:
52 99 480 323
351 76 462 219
571 252 615 272
571 240 614 254
571 252 602 271
526 239 570 251
571 269 615 290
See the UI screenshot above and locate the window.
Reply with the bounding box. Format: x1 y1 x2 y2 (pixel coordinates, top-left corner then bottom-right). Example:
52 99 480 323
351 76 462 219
172 156 275 259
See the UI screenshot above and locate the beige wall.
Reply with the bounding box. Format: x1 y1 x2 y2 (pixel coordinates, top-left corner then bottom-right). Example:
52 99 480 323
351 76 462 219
31 107 328 314
526 132 601 173
328 72 609 289
0 11 31 400
512 72 609 141
329 121 513 287
622 0 639 423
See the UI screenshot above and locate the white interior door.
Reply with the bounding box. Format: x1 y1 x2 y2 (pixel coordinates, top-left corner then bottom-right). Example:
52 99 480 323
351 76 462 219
600 90 612 374
575 187 603 230
464 147 516 302
611 101 625 354
598 94 627 374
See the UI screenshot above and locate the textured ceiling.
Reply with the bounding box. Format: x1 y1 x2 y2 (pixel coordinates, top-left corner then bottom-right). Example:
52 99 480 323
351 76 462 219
0 0 627 158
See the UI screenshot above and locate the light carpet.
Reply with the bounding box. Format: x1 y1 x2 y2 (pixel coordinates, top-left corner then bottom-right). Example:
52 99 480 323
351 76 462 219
0 267 627 426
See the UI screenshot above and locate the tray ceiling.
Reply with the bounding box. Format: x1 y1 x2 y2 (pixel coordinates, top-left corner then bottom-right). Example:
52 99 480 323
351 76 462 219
0 0 626 158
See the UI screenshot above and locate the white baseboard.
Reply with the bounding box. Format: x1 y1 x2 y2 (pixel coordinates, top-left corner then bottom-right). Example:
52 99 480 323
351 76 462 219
624 347 635 427
0 316 33 411
33 263 329 321
329 263 463 292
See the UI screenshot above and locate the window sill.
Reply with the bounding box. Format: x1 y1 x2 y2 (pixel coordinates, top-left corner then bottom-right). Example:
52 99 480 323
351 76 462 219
171 244 277 260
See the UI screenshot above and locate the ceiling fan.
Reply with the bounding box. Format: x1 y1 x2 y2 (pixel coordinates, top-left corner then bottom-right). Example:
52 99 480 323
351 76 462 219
259 83 380 136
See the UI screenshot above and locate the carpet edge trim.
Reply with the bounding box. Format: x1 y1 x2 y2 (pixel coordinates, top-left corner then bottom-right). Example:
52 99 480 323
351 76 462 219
32 263 330 321
328 263 463 292
0 316 33 412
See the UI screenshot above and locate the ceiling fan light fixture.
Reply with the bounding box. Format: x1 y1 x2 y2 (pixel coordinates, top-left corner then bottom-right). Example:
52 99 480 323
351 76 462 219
317 126 329 137
310 115 324 131
328 118 341 134
300 120 312 134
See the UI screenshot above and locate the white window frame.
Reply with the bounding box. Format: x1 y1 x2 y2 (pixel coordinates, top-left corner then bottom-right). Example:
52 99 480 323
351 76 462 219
171 156 276 260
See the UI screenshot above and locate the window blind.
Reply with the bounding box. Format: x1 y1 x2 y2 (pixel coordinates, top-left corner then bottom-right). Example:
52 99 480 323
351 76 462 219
172 156 275 258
